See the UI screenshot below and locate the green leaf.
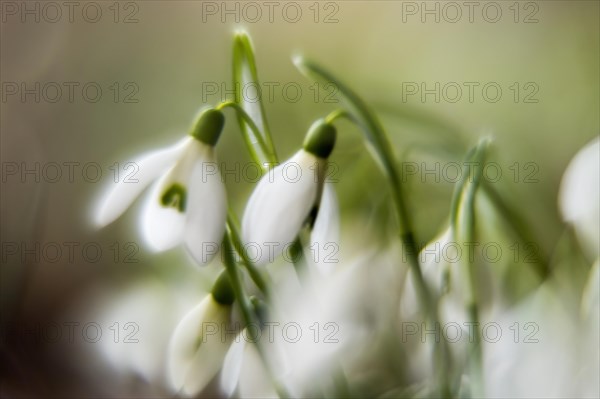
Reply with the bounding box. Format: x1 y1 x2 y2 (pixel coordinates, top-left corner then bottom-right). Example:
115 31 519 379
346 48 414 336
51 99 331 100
232 31 277 162
449 138 491 301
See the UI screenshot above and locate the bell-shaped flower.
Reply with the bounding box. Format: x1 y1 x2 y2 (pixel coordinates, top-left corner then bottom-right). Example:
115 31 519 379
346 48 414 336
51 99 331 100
559 136 600 261
167 272 236 397
94 278 200 388
220 325 290 398
400 228 468 325
95 109 228 265
242 119 339 266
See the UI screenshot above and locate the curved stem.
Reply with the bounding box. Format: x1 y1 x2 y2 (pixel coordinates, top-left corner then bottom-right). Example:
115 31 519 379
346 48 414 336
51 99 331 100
217 100 277 168
325 109 353 124
323 106 451 396
226 214 270 297
320 103 448 391
451 139 490 398
221 235 290 399
449 146 479 227
294 58 425 274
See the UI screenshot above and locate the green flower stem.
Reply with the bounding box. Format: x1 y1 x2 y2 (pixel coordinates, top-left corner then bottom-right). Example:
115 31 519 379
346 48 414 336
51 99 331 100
226 213 270 297
217 101 308 276
325 109 353 124
449 146 478 228
215 101 275 295
294 61 429 299
451 139 490 398
296 60 451 396
221 234 291 399
216 100 277 168
222 235 255 327
220 99 309 278
294 59 416 246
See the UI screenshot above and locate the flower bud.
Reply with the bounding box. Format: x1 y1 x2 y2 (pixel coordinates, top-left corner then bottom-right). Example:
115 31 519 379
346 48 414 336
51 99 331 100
303 119 336 159
211 270 235 305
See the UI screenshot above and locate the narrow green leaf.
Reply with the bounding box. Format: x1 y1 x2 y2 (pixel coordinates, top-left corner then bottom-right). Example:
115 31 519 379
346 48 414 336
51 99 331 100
232 32 277 161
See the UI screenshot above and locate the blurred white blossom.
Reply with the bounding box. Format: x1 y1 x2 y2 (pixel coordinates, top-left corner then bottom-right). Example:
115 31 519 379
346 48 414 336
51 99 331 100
559 136 600 260
168 294 234 397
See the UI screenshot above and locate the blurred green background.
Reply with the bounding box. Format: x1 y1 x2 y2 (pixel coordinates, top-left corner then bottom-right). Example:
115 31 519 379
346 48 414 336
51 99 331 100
1 1 598 396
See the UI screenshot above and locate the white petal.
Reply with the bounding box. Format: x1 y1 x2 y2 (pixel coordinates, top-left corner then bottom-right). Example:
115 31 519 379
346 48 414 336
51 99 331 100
582 259 600 320
140 140 210 252
400 228 453 318
222 329 289 398
559 136 600 259
184 148 227 265
242 150 321 265
421 228 454 291
95 137 191 227
220 333 247 397
310 183 340 275
238 341 279 398
140 177 187 251
168 296 232 397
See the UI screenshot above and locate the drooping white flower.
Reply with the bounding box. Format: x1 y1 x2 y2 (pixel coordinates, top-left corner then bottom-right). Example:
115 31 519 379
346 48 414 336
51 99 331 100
94 278 201 388
559 136 600 260
95 109 228 265
220 326 290 398
167 272 236 397
242 120 339 266
483 278 599 398
309 183 340 275
400 228 467 325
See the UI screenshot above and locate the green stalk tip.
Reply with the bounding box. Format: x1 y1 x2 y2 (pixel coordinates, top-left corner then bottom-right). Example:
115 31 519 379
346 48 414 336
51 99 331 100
211 270 236 305
303 119 337 159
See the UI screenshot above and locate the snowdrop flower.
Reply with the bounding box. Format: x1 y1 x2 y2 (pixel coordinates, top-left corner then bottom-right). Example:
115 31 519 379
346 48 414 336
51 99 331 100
95 108 228 265
483 279 599 398
220 326 289 398
400 228 468 325
242 119 339 265
95 279 197 388
559 136 600 260
167 272 235 397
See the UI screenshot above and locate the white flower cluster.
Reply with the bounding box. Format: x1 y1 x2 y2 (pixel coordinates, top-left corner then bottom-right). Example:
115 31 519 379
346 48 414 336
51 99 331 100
92 30 599 399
